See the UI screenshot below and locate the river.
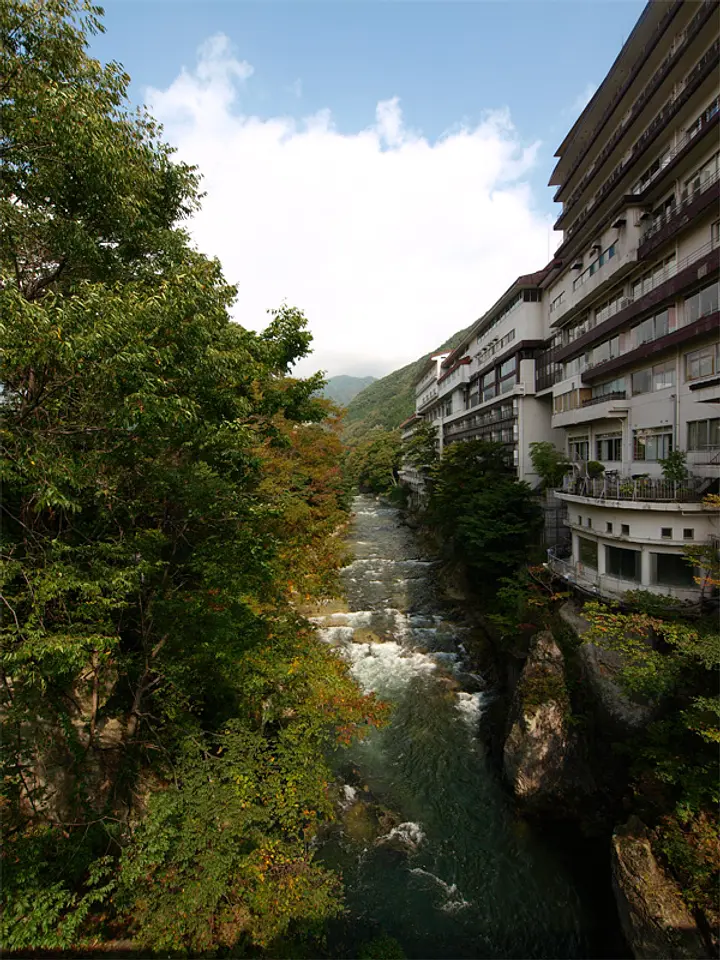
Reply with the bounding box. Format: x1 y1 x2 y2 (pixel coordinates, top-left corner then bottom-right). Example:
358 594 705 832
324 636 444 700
312 495 628 960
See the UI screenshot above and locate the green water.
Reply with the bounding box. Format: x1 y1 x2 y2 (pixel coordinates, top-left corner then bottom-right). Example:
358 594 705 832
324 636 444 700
313 496 628 960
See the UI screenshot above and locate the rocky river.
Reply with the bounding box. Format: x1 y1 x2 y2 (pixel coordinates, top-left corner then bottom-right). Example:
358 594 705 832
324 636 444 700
311 495 629 960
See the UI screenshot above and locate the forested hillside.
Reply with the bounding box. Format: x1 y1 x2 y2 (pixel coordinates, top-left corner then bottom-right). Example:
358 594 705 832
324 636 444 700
342 326 472 444
0 2 386 953
320 374 376 406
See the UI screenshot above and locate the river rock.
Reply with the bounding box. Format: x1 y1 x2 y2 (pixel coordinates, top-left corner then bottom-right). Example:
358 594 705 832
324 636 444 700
503 630 592 814
611 817 710 959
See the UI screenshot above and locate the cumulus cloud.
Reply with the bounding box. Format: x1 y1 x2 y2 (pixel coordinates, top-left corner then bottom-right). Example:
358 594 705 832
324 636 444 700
147 36 554 378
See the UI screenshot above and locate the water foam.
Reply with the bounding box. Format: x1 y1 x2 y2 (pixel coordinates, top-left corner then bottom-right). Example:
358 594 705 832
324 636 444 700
378 821 425 850
456 691 488 730
408 868 472 912
347 641 436 697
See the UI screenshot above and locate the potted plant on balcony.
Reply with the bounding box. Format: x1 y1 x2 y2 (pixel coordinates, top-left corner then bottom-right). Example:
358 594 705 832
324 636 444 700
659 449 688 499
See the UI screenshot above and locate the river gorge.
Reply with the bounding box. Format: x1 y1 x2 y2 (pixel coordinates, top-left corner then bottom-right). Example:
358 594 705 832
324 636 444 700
312 495 629 960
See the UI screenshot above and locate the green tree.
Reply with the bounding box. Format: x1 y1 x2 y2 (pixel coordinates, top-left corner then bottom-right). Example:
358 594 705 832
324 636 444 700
428 440 543 584
1 1 385 951
402 419 438 475
529 441 571 488
345 428 402 495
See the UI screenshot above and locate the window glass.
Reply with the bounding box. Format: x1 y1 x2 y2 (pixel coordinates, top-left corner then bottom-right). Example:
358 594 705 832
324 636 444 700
653 360 675 391
685 343 720 380
596 434 622 461
632 368 652 395
499 358 515 379
606 545 640 581
651 553 696 588
685 282 720 325
568 437 589 462
687 418 720 451
578 537 598 569
634 428 672 461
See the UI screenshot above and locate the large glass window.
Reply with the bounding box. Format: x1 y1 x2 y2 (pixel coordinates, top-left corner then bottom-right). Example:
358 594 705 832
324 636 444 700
632 254 676 300
632 361 675 395
568 436 590 462
482 372 497 402
606 546 641 582
596 433 622 461
685 283 719 325
633 428 672 461
592 377 625 399
651 553 696 588
687 418 720 451
685 343 720 381
578 537 598 569
653 360 675 391
632 309 672 348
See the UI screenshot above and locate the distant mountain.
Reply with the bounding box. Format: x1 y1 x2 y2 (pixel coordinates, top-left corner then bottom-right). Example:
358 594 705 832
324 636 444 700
320 375 377 406
342 325 473 445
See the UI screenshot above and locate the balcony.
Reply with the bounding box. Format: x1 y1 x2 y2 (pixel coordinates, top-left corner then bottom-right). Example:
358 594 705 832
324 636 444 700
559 473 710 503
560 38 720 245
545 549 701 602
559 1 717 216
555 239 720 365
552 393 628 428
550 244 639 327
638 168 720 260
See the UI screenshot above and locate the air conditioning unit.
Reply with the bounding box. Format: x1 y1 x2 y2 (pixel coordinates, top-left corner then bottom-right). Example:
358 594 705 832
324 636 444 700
619 297 632 309
516 383 526 396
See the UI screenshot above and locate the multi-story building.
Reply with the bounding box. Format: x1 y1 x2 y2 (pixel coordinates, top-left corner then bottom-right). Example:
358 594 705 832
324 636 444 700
542 0 719 600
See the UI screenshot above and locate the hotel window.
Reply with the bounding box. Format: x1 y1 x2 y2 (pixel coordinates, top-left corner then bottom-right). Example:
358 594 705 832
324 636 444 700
591 377 625 400
633 308 673 348
499 357 516 394
568 436 589 462
578 537 598 569
606 545 640 582
661 528 672 540
596 433 622 461
573 244 616 291
632 254 676 300
687 418 720 451
633 427 672 461
713 220 720 244
482 372 497 402
651 553 696 589
685 343 720 381
684 282 719 325
683 529 694 540
606 522 613 533
682 151 719 200
621 524 630 535
632 361 675 395
550 291 566 314
586 517 592 528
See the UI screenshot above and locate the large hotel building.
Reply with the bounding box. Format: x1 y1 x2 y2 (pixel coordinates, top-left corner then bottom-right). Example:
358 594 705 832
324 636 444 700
401 0 719 602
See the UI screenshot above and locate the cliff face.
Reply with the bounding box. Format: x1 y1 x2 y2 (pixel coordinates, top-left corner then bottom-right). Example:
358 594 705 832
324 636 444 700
503 630 593 815
611 818 710 960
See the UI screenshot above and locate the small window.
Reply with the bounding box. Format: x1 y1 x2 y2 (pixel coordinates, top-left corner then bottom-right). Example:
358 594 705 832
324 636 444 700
661 527 672 539
621 524 630 535
586 517 592 528
577 515 583 525
683 528 694 540
606 522 613 533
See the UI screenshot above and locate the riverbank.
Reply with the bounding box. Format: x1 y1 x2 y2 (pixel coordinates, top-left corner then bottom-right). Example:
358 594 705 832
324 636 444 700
313 495 629 959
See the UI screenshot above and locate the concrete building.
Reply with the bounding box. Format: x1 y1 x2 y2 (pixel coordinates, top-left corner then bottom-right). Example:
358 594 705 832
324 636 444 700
541 0 720 600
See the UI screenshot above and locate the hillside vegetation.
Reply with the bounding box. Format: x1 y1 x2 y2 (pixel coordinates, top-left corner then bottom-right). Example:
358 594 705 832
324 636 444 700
342 326 472 445
320 374 377 406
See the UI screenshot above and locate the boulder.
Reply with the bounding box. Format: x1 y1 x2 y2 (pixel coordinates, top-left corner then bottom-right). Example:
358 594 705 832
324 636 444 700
611 817 710 959
560 604 654 732
503 630 592 814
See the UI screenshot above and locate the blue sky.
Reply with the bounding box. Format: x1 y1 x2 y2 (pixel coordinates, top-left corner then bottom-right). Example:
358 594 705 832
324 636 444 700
90 0 646 377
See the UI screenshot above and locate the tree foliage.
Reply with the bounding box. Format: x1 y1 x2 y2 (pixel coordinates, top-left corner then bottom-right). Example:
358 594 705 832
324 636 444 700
0 1 385 951
528 441 571 489
427 440 543 584
344 428 402 495
402 420 438 475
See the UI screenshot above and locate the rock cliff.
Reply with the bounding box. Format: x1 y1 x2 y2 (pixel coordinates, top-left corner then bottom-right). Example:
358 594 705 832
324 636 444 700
611 817 710 959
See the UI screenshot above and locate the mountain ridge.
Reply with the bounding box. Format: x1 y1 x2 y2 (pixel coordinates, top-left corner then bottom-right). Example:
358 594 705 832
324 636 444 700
342 325 472 444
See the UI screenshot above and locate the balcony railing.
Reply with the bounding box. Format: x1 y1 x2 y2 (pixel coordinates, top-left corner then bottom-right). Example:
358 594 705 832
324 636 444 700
562 38 720 241
560 473 709 502
581 390 626 407
640 167 720 244
562 2 716 216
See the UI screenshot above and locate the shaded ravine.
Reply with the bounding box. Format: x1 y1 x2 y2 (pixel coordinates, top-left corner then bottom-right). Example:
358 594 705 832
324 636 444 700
312 495 624 960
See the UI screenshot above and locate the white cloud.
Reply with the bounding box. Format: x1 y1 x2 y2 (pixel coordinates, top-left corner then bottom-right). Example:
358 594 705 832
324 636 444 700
288 77 302 99
148 36 554 378
567 82 598 119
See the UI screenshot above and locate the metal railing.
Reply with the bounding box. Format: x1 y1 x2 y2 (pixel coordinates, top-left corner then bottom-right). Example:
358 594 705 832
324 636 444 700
581 390 627 407
640 167 720 244
560 473 708 502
